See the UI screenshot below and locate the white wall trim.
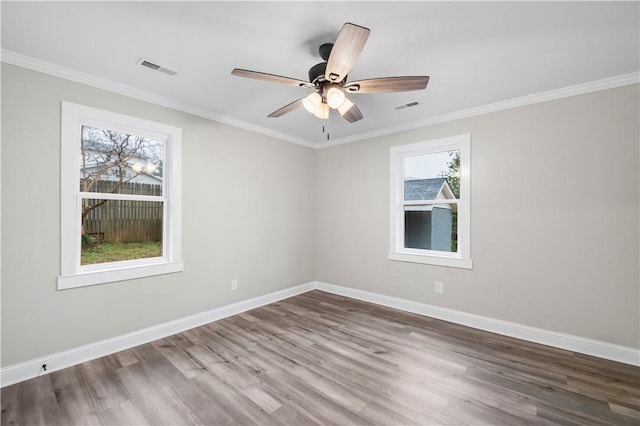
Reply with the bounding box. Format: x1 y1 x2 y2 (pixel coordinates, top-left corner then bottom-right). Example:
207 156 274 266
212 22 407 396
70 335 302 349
2 49 638 151
315 72 640 148
313 281 640 367
2 280 638 387
0 282 315 388
0 49 315 149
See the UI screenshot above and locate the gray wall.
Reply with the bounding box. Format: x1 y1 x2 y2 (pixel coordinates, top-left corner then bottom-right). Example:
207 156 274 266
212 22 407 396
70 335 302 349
1 64 315 366
2 63 638 368
315 84 639 349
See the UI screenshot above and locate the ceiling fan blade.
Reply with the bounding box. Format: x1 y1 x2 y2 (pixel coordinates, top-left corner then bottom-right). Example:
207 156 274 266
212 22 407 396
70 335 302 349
325 23 370 83
232 69 314 89
268 98 305 118
344 76 430 93
341 103 364 123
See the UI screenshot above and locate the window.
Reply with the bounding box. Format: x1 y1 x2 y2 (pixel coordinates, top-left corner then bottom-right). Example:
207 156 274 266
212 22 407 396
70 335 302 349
389 134 472 269
58 102 182 289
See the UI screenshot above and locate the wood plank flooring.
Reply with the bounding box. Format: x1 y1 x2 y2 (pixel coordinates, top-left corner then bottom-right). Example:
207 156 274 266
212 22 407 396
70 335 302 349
2 290 639 425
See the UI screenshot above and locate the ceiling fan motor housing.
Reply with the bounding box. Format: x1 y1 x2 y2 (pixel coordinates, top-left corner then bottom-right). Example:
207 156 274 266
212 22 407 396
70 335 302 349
319 42 333 61
308 62 327 84
308 42 340 84
309 63 347 86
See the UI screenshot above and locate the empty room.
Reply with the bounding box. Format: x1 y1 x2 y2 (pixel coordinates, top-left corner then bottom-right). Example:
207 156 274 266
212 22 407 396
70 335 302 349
1 1 639 425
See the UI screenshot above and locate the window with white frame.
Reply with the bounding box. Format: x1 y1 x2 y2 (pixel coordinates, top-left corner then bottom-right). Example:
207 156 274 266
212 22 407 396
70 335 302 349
58 102 183 289
389 134 472 269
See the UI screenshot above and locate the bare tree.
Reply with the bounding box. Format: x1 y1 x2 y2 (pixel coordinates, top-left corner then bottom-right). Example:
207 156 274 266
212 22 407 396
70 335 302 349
80 126 162 227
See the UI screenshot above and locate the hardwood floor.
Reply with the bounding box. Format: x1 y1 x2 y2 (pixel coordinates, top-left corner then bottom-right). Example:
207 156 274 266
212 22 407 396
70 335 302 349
2 290 639 425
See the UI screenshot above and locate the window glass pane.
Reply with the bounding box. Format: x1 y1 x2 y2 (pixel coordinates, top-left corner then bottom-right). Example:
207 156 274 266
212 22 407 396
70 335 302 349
403 150 460 199
80 125 163 195
81 198 163 265
404 202 458 252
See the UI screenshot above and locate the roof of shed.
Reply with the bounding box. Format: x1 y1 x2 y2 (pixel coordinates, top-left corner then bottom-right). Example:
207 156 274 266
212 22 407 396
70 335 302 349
404 178 449 200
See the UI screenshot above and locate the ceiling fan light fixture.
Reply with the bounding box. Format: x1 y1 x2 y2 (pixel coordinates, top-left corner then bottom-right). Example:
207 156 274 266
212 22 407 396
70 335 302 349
313 102 330 119
231 22 428 128
131 162 143 173
302 92 322 113
338 98 354 116
326 86 346 109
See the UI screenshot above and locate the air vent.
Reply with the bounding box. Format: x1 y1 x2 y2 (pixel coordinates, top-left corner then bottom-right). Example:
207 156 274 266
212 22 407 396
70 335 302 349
137 58 177 76
394 100 421 110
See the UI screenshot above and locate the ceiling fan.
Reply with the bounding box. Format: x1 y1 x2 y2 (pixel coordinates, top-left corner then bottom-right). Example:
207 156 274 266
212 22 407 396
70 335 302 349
231 22 430 124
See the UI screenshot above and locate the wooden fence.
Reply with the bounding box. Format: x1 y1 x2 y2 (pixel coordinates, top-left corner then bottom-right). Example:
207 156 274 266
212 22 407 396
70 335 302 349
83 181 163 243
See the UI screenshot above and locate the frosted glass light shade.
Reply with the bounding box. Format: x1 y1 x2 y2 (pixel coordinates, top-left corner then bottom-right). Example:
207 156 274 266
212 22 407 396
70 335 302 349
131 162 143 173
145 163 157 174
302 92 322 113
313 103 330 119
326 86 346 109
338 98 354 116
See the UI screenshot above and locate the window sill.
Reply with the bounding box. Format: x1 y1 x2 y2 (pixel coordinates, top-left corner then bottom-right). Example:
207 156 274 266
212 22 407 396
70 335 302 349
57 261 184 290
388 252 473 269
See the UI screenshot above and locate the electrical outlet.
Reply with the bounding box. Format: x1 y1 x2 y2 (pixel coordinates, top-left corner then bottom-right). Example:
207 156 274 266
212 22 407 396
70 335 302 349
231 279 238 291
435 281 444 294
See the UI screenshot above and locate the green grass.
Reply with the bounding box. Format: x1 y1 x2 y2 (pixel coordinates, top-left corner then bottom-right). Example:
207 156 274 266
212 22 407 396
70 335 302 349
81 241 162 265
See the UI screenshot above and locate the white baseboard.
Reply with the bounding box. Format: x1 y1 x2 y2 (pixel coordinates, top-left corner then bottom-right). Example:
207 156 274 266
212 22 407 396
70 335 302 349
2 280 637 387
313 281 640 367
0 282 314 388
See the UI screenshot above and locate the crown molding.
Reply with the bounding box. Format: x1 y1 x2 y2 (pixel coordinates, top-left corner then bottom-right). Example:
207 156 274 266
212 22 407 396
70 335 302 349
0 50 316 148
2 49 637 150
317 71 640 148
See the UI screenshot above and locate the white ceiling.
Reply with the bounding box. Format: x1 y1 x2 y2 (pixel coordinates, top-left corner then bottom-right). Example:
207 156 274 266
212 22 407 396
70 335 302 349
2 1 638 146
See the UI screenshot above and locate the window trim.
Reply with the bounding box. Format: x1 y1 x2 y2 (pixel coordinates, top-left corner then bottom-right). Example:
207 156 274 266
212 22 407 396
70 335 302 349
58 102 183 290
389 134 472 269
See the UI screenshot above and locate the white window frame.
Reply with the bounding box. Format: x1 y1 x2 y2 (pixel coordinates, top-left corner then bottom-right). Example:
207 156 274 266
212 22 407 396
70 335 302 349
389 134 472 269
58 102 183 289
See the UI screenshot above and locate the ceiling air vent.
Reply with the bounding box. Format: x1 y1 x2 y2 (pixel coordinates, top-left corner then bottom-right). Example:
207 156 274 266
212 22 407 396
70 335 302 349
137 58 177 76
394 100 421 110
